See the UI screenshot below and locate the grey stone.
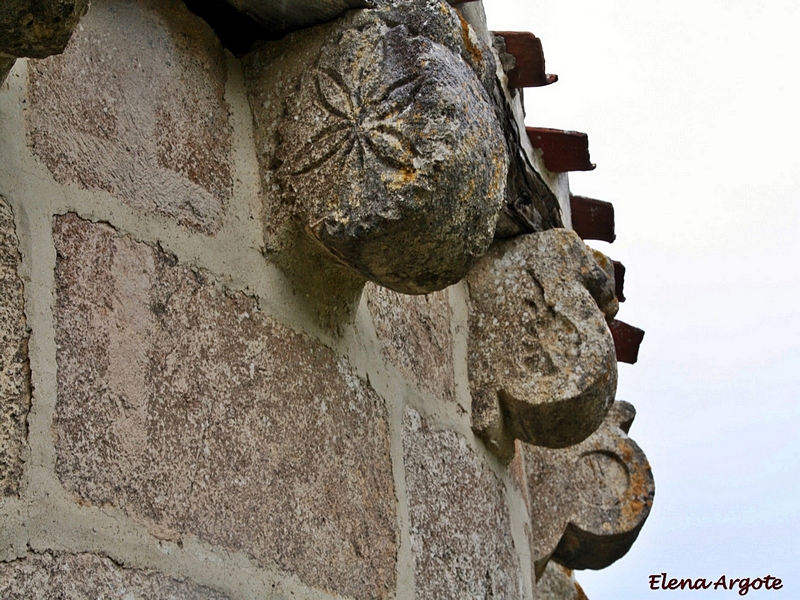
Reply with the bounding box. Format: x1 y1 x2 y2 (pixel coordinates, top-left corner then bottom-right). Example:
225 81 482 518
243 2 507 295
536 562 588 600
365 283 455 403
402 408 524 600
0 198 30 497
26 0 232 233
523 401 655 573
227 0 370 36
466 228 618 459
0 552 229 599
492 109 564 240
53 214 397 599
0 0 88 59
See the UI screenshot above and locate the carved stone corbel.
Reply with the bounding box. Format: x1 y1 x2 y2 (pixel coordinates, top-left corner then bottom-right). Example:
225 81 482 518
242 1 508 313
523 401 655 575
466 228 618 460
0 0 89 84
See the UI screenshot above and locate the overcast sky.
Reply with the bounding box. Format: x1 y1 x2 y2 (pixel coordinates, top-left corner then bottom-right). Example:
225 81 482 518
485 1 800 597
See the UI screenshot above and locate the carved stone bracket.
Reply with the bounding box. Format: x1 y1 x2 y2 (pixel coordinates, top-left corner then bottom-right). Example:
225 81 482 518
523 401 655 575
243 1 508 307
466 228 619 460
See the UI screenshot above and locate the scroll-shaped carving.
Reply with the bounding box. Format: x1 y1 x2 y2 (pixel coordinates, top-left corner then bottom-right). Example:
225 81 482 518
466 228 618 459
524 401 655 574
244 2 507 297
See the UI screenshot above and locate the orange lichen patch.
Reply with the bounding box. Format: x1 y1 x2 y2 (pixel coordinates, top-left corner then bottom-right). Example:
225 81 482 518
618 439 654 528
456 11 484 66
487 153 506 199
385 166 417 190
575 580 589 600
618 439 634 463
458 177 478 204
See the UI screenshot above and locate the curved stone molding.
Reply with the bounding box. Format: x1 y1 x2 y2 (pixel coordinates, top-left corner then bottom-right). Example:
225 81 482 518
524 401 655 573
244 2 507 297
466 228 618 459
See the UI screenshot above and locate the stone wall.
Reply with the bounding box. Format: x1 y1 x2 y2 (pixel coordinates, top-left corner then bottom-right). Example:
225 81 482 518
0 1 652 598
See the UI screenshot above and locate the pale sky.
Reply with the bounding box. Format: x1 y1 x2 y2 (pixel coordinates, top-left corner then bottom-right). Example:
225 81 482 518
485 1 800 597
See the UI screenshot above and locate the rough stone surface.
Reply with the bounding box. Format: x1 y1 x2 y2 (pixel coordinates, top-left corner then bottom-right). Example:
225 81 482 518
466 228 618 458
524 401 655 573
403 408 524 599
53 214 397 599
365 283 455 403
26 0 232 233
227 0 369 36
0 198 30 497
536 562 588 600
0 552 229 599
1 56 15 85
0 0 89 59
244 2 507 294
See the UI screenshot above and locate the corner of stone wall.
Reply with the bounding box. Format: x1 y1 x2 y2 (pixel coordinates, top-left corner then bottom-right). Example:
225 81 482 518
0 2 654 599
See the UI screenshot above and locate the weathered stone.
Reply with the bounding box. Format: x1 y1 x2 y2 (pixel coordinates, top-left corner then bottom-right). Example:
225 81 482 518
0 552 228 599
1 55 15 85
524 401 655 573
227 0 369 36
467 229 617 459
536 562 589 600
402 408 524 599
26 0 232 233
365 283 455 403
53 214 397 599
466 228 618 459
588 248 620 320
490 63 564 239
0 198 30 497
0 0 88 59
243 2 507 294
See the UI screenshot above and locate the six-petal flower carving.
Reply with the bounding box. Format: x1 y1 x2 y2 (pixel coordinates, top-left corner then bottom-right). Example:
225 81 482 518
286 40 424 179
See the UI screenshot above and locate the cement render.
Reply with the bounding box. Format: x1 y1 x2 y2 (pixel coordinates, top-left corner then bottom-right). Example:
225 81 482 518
0 551 230 599
0 15 538 599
